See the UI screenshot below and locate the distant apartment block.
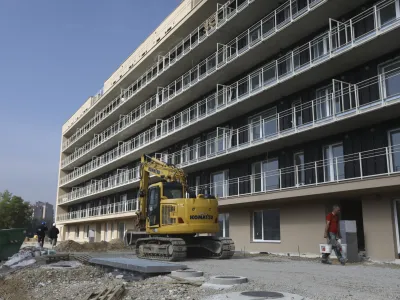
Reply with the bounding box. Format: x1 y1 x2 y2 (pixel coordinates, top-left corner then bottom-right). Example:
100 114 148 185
57 0 400 261
32 201 54 224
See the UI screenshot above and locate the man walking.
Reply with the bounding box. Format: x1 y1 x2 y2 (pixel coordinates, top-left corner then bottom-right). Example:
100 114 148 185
36 221 48 248
48 223 60 249
322 205 346 265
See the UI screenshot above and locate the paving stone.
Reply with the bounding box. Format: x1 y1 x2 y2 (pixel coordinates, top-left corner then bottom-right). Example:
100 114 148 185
89 257 186 274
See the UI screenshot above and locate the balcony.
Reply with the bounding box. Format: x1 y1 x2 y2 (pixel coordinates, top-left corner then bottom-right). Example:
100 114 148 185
159 68 400 172
61 0 367 169
57 199 139 224
62 0 274 151
58 0 400 187
189 144 400 206
59 66 400 204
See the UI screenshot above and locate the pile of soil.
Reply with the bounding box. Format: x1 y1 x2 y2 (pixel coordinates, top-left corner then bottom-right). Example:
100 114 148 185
54 240 84 252
81 241 109 252
107 239 127 250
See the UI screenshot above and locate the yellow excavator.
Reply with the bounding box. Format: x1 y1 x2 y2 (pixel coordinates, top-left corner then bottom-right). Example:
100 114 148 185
124 154 235 261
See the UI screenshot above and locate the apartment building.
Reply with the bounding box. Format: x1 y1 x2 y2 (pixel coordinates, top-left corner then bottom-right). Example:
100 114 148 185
56 0 400 261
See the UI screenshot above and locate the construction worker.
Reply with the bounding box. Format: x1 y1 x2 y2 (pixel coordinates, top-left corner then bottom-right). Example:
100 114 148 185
48 223 59 249
322 205 346 265
36 221 48 248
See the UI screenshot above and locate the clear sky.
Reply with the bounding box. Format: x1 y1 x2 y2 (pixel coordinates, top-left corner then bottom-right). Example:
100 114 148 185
0 0 179 205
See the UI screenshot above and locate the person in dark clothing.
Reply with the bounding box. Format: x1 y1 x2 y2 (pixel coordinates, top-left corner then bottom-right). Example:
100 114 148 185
48 223 60 248
322 205 346 265
36 221 48 248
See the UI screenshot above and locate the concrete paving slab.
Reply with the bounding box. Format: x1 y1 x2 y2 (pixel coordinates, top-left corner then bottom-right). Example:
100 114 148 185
89 257 186 274
202 291 307 300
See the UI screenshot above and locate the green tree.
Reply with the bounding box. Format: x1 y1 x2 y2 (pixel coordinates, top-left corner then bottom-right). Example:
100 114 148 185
0 190 32 229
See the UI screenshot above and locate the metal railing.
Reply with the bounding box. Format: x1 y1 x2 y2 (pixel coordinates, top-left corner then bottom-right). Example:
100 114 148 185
57 199 139 222
59 0 400 185
59 168 140 204
62 0 253 152
61 0 325 168
188 144 400 199
158 67 400 167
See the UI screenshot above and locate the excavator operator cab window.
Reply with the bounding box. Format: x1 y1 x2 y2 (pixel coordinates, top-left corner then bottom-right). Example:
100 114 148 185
163 182 183 199
148 186 160 226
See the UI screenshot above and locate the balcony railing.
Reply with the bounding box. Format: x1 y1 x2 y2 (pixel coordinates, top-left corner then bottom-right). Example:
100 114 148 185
158 67 400 167
61 0 326 168
188 144 400 200
57 199 139 222
62 0 253 152
59 65 400 202
59 0 400 186
59 168 140 204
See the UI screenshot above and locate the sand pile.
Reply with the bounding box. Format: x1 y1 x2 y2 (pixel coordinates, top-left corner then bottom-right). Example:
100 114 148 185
107 239 126 250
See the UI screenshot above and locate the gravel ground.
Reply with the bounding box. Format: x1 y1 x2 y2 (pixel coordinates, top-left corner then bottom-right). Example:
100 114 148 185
180 255 400 300
1 254 400 300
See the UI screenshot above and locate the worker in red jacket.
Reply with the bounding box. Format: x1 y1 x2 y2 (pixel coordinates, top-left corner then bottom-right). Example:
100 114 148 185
322 205 346 265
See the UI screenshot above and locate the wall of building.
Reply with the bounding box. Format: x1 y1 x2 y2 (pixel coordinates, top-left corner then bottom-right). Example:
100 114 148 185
223 200 326 255
362 196 397 260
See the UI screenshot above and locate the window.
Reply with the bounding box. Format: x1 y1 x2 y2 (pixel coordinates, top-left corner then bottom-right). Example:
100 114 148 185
378 0 400 27
253 209 280 242
379 59 400 99
118 222 125 240
252 158 279 192
195 176 201 195
217 213 230 237
294 151 305 186
104 223 108 241
311 33 329 61
191 138 200 160
292 99 302 127
249 108 277 141
394 200 400 256
120 194 127 202
315 85 333 120
111 223 114 240
75 226 79 238
85 225 89 238
323 143 344 182
211 171 228 198
181 144 188 163
389 129 400 172
163 184 183 199
207 128 231 155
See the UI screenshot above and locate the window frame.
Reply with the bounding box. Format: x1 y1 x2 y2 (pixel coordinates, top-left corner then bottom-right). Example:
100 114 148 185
251 157 280 193
377 0 400 28
378 57 400 100
252 209 281 243
248 107 277 142
292 98 303 127
294 151 305 186
315 84 333 120
322 142 344 182
388 128 400 173
210 170 229 198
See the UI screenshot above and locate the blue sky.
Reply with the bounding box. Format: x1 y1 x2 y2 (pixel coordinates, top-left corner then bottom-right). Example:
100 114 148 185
0 0 178 205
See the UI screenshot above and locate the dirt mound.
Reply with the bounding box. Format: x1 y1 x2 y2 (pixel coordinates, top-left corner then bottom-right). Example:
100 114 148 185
107 239 126 250
81 241 109 252
54 240 83 252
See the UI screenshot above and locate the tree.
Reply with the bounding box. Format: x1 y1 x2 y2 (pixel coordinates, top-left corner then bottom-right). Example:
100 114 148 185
0 190 32 230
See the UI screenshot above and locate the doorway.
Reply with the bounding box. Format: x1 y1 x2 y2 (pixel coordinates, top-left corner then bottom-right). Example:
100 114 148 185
339 199 365 251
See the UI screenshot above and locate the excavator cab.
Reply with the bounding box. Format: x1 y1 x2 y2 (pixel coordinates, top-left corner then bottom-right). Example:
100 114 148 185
146 181 183 227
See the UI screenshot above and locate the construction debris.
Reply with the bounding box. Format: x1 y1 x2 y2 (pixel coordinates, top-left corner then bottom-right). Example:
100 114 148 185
82 284 125 300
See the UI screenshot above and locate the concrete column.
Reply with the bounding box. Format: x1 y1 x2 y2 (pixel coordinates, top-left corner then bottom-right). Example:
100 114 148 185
362 196 397 261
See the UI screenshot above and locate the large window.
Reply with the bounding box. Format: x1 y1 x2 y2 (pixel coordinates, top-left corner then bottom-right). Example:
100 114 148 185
389 129 400 172
379 59 400 99
323 143 344 182
294 151 305 186
253 209 281 242
211 171 228 198
292 99 303 127
315 85 333 120
207 128 231 155
252 158 280 192
378 0 400 27
249 108 277 141
217 213 230 238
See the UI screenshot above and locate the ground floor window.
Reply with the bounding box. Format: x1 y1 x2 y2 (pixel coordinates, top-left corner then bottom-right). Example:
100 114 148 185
75 226 79 238
118 222 125 240
394 200 400 257
217 213 230 238
253 209 281 242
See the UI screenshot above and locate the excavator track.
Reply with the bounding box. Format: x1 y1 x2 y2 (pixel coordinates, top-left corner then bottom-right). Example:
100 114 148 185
135 237 187 262
135 236 235 262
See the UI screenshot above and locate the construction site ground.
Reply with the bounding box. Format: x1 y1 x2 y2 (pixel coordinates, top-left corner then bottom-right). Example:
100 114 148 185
2 244 400 300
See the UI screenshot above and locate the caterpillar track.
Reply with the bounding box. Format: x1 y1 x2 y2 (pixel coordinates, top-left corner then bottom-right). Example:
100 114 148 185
135 236 235 262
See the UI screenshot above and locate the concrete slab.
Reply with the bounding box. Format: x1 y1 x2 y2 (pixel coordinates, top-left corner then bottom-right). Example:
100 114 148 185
88 257 186 274
202 291 308 300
